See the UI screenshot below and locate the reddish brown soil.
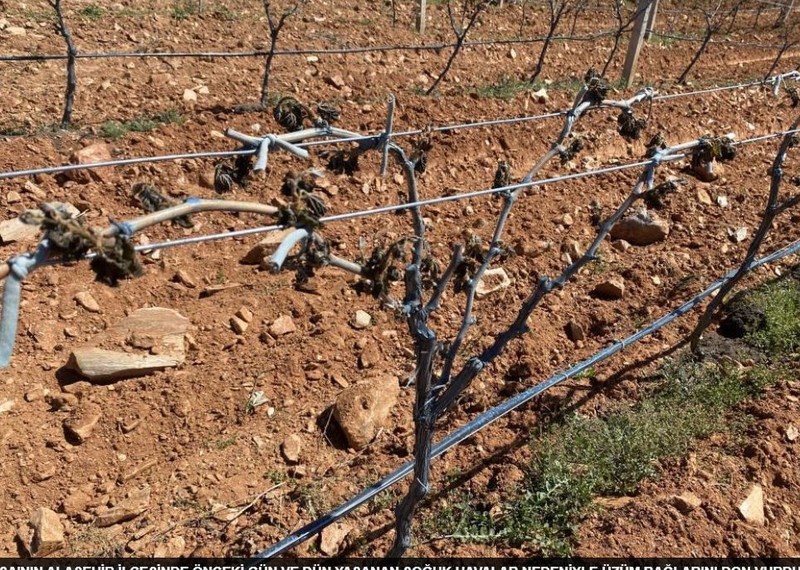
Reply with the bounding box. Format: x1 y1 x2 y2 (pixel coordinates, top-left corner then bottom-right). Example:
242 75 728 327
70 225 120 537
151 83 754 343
0 0 799 559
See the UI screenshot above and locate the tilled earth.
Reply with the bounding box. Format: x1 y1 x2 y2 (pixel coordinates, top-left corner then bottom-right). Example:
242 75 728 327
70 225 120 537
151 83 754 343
0 0 799 558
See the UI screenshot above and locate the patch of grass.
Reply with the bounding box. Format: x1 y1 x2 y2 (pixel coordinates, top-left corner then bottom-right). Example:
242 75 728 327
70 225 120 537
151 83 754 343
172 0 203 20
215 435 237 450
429 356 782 555
744 279 800 354
497 359 781 554
212 4 238 21
648 34 678 47
424 491 501 544
115 6 152 17
99 109 184 140
474 75 535 101
18 8 54 22
0 124 28 137
77 4 104 20
291 481 330 518
264 469 285 485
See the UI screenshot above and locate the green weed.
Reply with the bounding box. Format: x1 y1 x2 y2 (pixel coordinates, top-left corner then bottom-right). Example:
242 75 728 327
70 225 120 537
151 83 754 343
77 4 104 20
744 279 800 354
99 109 183 140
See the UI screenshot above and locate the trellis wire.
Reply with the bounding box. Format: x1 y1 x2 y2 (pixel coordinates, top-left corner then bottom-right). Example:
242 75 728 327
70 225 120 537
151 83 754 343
107 126 800 256
648 31 787 49
0 30 619 63
256 235 800 558
0 70 796 183
2 127 797 266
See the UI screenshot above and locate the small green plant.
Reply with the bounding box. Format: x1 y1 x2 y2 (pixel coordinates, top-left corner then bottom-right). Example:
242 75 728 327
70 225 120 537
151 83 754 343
426 492 501 543
78 4 103 20
115 6 152 17
215 435 237 450
474 75 535 101
574 366 596 380
151 108 185 125
213 4 238 21
99 110 184 140
172 0 202 20
264 469 285 485
292 482 330 518
745 279 800 354
0 124 27 137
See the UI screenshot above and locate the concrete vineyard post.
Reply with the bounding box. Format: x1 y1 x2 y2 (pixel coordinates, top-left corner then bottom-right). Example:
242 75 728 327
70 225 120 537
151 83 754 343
622 0 654 88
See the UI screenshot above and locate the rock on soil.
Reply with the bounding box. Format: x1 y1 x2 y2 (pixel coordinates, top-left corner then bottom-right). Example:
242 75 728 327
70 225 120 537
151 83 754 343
74 291 101 313
67 143 114 183
17 507 65 557
281 434 302 464
333 376 399 450
319 521 351 556
476 267 512 298
610 210 670 246
0 203 78 244
154 535 186 557
593 278 625 300
94 487 151 527
61 489 92 517
671 492 703 514
68 307 190 381
63 402 102 444
269 315 296 336
352 310 372 329
566 320 585 342
738 484 765 525
240 228 297 267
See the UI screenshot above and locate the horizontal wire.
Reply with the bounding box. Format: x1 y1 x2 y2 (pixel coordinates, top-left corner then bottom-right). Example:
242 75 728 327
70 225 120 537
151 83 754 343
648 31 784 49
1 71 794 182
0 30 616 63
92 127 800 258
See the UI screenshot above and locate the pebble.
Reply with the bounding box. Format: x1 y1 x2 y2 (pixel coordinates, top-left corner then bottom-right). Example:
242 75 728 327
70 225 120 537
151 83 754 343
352 310 372 329
74 292 101 313
786 425 799 442
182 88 197 103
326 74 346 89
94 486 151 527
594 278 625 300
333 376 399 450
236 307 254 323
63 402 102 444
738 484 765 525
269 315 296 336
670 492 702 514
566 321 585 342
17 507 64 557
46 393 79 411
280 434 303 464
610 210 669 246
475 267 512 298
230 316 249 335
319 521 351 556
729 227 749 243
173 270 197 288
696 188 712 205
